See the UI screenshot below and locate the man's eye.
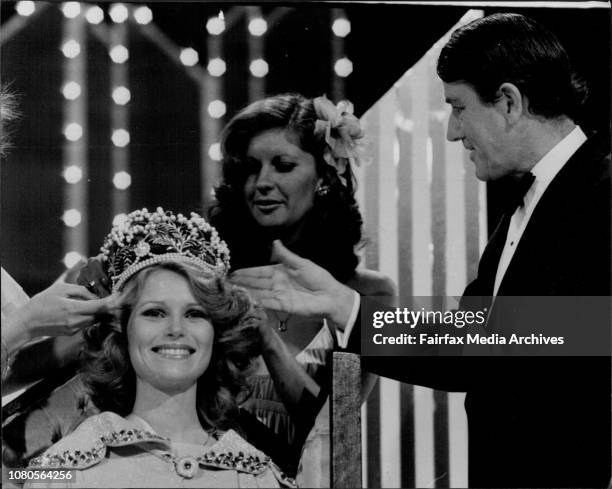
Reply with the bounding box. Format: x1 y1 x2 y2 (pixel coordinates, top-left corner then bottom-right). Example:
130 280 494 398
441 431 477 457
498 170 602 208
142 308 165 318
452 106 464 115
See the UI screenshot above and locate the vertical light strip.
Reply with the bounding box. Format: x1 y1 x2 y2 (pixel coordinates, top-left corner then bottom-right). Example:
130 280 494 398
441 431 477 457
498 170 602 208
428 48 450 489
376 93 401 489
361 403 369 487
396 76 416 488
247 6 266 102
448 392 468 487
359 103 382 489
201 12 224 208
61 5 87 268
408 60 437 488
110 19 130 218
331 8 347 100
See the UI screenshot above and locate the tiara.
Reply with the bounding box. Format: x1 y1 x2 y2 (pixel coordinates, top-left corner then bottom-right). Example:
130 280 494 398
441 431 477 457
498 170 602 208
100 207 231 291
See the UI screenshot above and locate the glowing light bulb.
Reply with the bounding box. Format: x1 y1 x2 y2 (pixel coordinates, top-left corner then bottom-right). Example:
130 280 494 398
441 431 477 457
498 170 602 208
63 165 83 184
112 86 131 105
85 6 104 24
207 58 226 77
109 3 128 23
62 209 82 227
61 40 81 58
62 81 81 100
332 18 351 37
249 59 268 78
109 45 129 64
180 48 199 67
207 100 226 119
334 57 353 77
134 6 153 25
63 251 84 269
61 2 80 19
111 129 130 147
16 1 35 16
113 171 131 189
248 18 267 36
206 16 225 35
64 123 83 142
208 143 222 161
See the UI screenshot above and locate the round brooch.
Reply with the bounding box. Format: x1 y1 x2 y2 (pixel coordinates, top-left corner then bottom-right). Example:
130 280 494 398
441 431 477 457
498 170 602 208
175 456 199 479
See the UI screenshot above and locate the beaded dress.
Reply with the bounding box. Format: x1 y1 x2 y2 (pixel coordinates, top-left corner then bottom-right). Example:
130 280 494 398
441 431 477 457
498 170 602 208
26 412 295 488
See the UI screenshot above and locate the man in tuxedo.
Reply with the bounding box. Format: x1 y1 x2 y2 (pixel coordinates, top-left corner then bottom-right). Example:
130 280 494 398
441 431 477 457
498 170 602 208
233 13 611 487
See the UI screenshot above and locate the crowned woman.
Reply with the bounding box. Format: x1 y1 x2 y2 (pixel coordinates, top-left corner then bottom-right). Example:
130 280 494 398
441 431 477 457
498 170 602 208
26 208 295 488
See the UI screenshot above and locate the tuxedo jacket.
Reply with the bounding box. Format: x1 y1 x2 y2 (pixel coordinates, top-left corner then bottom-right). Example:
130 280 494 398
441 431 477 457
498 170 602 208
360 133 611 487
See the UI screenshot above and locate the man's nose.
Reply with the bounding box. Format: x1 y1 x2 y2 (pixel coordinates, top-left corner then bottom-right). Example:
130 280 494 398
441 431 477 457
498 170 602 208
446 113 462 142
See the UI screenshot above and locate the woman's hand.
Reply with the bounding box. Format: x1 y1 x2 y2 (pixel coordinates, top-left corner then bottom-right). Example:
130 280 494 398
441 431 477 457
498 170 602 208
10 282 117 342
76 257 111 297
230 241 355 328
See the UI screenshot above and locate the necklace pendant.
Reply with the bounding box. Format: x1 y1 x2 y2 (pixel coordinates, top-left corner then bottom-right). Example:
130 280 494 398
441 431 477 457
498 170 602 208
175 456 199 479
278 318 288 332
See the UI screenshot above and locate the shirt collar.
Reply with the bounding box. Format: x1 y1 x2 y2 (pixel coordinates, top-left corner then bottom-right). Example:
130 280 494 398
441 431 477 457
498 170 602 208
524 125 587 208
531 125 587 188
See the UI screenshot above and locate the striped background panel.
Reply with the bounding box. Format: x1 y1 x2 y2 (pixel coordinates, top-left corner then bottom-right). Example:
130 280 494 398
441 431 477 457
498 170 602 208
355 10 486 488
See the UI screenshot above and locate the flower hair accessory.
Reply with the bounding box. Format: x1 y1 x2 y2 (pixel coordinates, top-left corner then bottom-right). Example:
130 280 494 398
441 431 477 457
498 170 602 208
100 207 230 291
313 95 365 186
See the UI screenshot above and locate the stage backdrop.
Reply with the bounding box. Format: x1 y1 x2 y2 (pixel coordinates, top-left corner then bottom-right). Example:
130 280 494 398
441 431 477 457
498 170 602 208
356 11 484 488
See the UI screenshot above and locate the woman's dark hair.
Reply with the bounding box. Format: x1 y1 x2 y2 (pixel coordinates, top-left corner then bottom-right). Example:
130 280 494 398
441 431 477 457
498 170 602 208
209 93 363 283
437 13 587 121
81 262 262 431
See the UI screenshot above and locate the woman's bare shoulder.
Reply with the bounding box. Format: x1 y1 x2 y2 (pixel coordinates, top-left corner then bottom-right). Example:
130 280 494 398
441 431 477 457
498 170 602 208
345 269 396 297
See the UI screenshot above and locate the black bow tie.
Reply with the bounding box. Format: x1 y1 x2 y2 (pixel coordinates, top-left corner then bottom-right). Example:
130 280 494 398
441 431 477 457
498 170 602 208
506 172 535 212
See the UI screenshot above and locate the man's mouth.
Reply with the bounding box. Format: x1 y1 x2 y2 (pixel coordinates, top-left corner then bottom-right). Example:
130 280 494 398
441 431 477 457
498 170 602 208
152 344 195 359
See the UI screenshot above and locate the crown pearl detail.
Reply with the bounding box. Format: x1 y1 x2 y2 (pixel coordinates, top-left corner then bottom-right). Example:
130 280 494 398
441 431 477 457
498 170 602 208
100 207 230 291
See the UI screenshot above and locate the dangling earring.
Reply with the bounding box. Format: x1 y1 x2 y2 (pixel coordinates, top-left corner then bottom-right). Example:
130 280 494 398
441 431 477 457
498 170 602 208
316 185 330 197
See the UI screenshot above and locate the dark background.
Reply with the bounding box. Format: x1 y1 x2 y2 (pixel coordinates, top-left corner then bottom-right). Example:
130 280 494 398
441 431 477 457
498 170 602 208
1 1 610 295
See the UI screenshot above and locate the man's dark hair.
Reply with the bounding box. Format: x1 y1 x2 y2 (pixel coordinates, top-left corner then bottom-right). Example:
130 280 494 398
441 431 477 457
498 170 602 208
437 13 587 121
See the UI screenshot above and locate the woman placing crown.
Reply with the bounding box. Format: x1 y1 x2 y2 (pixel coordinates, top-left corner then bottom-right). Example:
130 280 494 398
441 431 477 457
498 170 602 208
26 209 294 488
209 93 395 482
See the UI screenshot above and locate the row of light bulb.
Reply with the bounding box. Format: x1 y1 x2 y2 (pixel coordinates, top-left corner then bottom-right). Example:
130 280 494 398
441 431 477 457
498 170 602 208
17 3 350 38
17 2 153 25
61 40 129 65
189 53 351 77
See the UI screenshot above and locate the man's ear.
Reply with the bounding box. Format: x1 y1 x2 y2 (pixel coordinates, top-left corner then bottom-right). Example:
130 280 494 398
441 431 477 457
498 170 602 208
497 82 524 124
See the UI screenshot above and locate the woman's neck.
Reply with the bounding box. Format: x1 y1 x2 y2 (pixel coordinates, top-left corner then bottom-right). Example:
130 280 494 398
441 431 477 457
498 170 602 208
131 381 209 445
270 215 311 249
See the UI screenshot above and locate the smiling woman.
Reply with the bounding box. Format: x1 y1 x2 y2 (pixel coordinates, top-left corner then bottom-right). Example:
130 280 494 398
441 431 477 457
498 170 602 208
25 208 294 488
208 93 396 481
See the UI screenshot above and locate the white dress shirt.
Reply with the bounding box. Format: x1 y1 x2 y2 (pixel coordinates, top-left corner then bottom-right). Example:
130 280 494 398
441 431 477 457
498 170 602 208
492 126 587 296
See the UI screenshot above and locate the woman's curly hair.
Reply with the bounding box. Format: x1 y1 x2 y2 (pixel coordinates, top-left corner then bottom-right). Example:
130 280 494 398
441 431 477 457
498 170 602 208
81 261 263 431
208 93 364 283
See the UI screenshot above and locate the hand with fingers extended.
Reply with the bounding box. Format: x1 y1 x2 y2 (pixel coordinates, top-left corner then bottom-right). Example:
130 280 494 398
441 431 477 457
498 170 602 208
230 240 356 329
5 281 117 349
76 257 112 298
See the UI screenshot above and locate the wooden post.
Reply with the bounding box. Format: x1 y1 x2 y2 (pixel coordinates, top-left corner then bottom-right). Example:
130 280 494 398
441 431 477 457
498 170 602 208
331 352 361 487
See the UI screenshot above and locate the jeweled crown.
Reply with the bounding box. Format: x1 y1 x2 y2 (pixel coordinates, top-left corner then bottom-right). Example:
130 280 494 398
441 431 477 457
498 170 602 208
100 207 231 291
